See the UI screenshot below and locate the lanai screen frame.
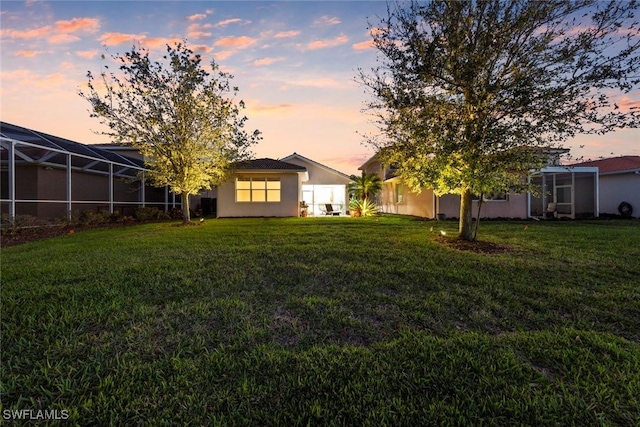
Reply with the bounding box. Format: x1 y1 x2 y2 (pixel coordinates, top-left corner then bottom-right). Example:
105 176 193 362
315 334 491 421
0 123 181 221
528 166 599 219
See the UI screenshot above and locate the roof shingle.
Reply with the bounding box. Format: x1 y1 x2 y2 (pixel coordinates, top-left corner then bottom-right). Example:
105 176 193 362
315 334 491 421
234 158 306 171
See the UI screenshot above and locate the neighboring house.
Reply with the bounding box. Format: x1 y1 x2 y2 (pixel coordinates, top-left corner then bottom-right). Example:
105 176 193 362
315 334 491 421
571 156 640 217
0 122 179 220
280 152 351 216
359 150 601 220
214 158 307 218
209 154 352 218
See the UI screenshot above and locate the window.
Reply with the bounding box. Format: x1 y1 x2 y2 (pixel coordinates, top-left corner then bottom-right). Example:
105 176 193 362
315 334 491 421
473 191 509 202
396 184 404 203
236 177 280 202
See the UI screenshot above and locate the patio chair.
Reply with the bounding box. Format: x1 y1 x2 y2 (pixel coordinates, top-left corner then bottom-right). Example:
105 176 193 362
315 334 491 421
324 204 341 216
545 202 557 219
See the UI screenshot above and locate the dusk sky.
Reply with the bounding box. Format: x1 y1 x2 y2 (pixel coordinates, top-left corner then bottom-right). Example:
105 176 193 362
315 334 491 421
1 1 638 175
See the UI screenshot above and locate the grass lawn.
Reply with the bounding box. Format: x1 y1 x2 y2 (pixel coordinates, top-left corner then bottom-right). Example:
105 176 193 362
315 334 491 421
1 216 639 425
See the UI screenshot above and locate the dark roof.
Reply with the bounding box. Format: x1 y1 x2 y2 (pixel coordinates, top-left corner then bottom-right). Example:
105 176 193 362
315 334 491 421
572 156 640 174
234 158 306 171
0 122 144 168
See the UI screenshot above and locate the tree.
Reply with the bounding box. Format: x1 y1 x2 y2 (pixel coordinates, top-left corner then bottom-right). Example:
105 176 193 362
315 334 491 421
80 42 260 224
348 172 383 201
359 0 640 240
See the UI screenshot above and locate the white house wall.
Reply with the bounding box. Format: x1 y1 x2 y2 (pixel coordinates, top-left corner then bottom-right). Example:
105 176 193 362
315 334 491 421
599 173 640 216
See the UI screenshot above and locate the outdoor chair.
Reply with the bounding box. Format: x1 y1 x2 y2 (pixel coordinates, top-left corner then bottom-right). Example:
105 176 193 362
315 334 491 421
324 204 341 216
545 202 557 219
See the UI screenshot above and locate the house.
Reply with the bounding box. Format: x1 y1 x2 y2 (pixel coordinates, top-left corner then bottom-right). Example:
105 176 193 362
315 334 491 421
208 153 352 218
359 150 601 220
213 158 307 217
280 152 351 216
0 122 180 220
571 156 640 217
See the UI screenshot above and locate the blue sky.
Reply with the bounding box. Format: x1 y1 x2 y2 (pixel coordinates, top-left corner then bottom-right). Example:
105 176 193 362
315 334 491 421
1 1 638 175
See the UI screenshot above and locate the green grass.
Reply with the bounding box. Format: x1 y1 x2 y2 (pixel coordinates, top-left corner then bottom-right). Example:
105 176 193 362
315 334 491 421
1 216 639 425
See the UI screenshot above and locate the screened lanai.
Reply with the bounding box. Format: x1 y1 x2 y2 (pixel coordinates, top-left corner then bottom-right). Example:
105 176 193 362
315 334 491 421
0 122 181 221
528 166 599 219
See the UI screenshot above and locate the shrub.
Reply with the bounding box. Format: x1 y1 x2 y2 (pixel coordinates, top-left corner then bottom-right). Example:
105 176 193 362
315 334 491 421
349 198 378 217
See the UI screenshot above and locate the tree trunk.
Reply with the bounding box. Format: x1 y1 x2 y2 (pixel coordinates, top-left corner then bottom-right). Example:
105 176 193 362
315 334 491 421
182 191 191 224
458 188 474 241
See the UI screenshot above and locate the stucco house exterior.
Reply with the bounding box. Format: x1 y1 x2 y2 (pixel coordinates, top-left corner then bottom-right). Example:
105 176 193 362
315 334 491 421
572 156 640 217
280 152 351 216
213 158 307 218
359 151 601 220
209 154 351 218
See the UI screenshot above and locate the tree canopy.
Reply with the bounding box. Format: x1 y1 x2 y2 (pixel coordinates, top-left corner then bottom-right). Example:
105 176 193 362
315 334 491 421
360 0 640 240
80 42 260 223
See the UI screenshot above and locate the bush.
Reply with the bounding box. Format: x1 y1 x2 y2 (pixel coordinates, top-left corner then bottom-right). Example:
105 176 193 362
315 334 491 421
78 210 111 226
134 207 171 222
349 198 379 217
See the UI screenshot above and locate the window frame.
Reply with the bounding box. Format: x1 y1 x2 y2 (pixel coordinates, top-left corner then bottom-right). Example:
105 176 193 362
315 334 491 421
236 177 281 203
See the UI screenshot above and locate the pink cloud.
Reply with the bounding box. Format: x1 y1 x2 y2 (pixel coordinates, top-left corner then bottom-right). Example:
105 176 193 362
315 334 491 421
214 36 257 49
76 50 99 59
252 57 284 66
274 30 300 39
246 100 294 114
1 26 52 39
99 32 146 46
187 23 213 39
191 44 214 55
55 17 100 34
215 18 248 27
304 34 348 51
14 50 48 58
352 40 374 51
314 15 341 26
615 97 640 112
214 50 234 61
186 10 213 22
49 34 81 44
143 37 183 49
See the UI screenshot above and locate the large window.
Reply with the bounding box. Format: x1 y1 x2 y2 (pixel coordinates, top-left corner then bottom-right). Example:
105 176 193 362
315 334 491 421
236 177 281 202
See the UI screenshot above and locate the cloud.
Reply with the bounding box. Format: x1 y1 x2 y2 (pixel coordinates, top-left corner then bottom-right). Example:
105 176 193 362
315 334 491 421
191 44 214 55
187 23 212 39
303 34 348 51
285 77 350 89
314 15 341 26
49 34 80 44
55 17 100 34
252 57 284 66
352 40 374 51
14 50 48 58
215 18 251 27
214 36 257 49
186 10 213 22
76 49 99 59
245 100 294 115
214 50 234 61
1 17 99 43
1 26 52 40
274 30 300 39
99 32 146 46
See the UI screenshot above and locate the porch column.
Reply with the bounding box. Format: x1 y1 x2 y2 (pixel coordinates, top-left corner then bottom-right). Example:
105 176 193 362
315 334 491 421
109 163 114 214
141 171 146 208
8 141 15 220
66 153 72 220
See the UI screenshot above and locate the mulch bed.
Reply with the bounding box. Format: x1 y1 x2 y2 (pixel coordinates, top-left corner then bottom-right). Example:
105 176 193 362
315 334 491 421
429 235 516 254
